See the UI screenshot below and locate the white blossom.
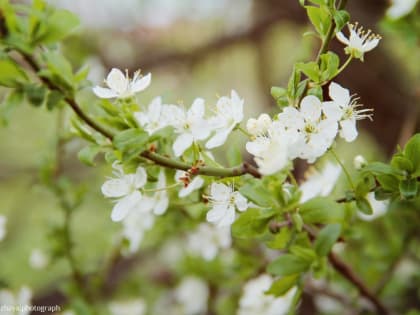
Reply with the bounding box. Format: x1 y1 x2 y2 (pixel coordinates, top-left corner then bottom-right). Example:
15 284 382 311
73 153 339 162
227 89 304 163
246 115 291 175
358 192 389 221
121 207 155 255
206 90 244 149
168 99 212 157
93 68 151 99
323 82 373 142
174 276 209 315
0 215 6 242
174 170 204 198
206 183 249 227
300 162 341 203
237 274 296 315
0 286 32 315
336 22 381 60
101 162 148 222
187 223 231 260
353 154 367 169
387 0 418 19
121 171 168 254
278 95 338 163
108 298 147 315
134 97 172 135
29 249 49 269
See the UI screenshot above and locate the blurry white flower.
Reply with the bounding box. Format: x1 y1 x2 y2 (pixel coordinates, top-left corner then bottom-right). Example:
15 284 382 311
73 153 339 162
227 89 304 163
174 170 204 198
174 277 209 315
353 155 367 169
29 249 49 270
168 99 212 157
134 97 172 135
358 192 389 221
387 0 418 19
278 95 338 163
121 206 155 255
108 298 147 315
93 68 151 99
323 82 373 142
237 274 296 315
300 162 341 203
336 22 381 60
187 223 231 260
0 215 6 241
314 295 343 314
206 90 244 149
0 286 32 315
101 162 148 222
206 183 248 227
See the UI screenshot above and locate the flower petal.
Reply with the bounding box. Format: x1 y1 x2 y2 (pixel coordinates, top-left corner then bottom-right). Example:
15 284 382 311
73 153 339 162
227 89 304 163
362 38 380 52
340 119 358 142
301 95 322 121
92 86 119 99
101 179 131 198
336 31 350 45
173 133 194 157
134 167 148 188
111 191 142 221
329 82 350 106
322 101 343 121
205 127 232 149
106 68 127 94
234 192 248 211
131 73 151 93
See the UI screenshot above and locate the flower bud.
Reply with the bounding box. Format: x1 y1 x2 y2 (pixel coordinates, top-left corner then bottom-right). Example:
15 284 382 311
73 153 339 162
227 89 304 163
353 155 367 169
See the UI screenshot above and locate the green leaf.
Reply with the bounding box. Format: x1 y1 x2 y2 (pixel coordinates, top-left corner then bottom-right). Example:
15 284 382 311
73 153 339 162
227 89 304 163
404 134 420 175
319 52 340 81
300 197 345 224
46 90 64 110
239 181 276 207
355 174 375 197
399 178 418 199
290 245 317 262
391 155 413 173
287 66 301 102
306 5 332 39
296 61 320 82
232 208 273 239
376 174 399 192
78 145 102 166
363 162 402 177
113 128 149 160
0 89 24 125
314 224 341 256
356 197 373 215
333 10 350 32
41 50 74 91
0 57 28 87
37 9 79 44
266 274 300 297
268 254 311 277
291 213 303 232
23 84 47 107
226 144 242 167
265 227 293 249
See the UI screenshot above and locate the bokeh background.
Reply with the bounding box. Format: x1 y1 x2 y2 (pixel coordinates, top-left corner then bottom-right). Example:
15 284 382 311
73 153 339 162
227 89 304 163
0 0 419 314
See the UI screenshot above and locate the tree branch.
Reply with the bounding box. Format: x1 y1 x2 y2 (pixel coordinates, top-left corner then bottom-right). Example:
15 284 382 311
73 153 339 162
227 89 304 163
17 52 262 179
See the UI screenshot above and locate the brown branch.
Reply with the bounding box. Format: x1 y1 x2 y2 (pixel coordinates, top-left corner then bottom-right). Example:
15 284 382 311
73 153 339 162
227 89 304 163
328 252 391 315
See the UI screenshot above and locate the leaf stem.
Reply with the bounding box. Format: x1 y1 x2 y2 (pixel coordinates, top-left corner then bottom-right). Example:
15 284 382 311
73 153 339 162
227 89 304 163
330 148 355 190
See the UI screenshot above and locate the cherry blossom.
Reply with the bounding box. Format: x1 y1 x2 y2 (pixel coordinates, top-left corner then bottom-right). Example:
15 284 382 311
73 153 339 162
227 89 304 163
206 183 248 227
336 22 381 60
93 68 151 99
